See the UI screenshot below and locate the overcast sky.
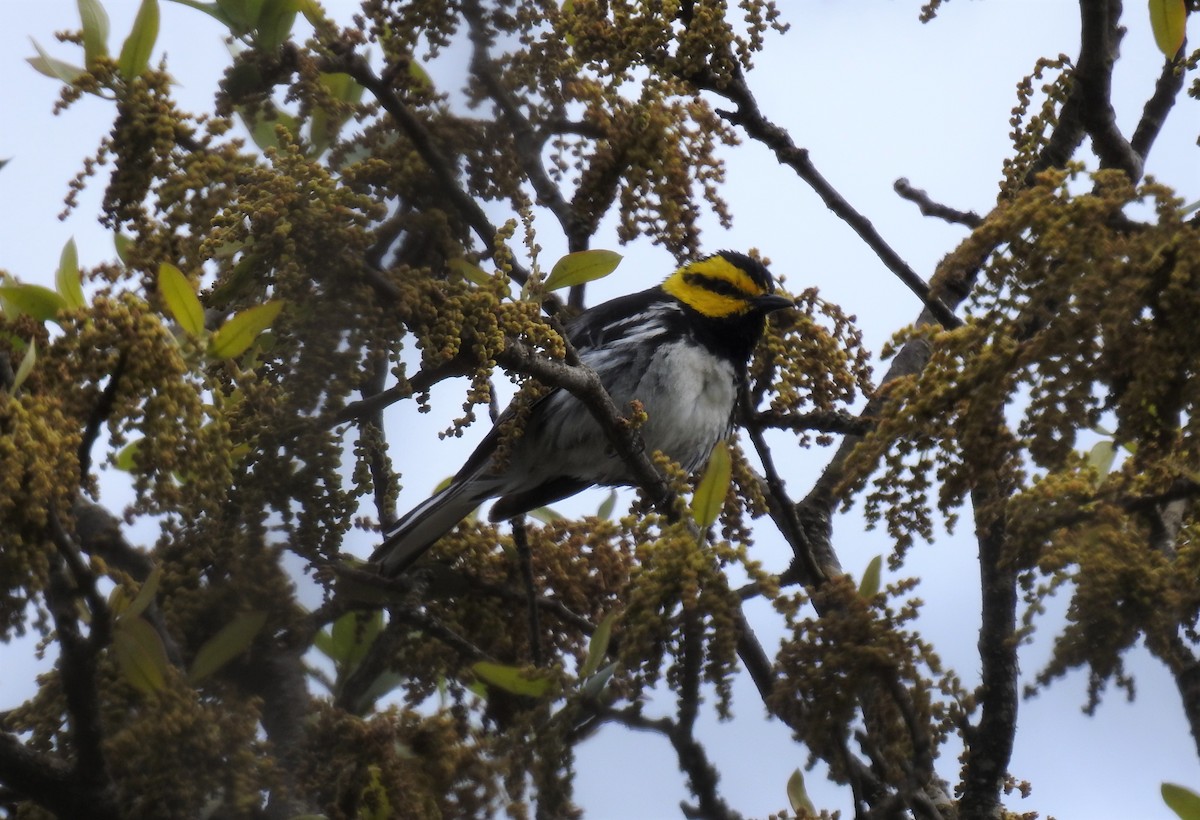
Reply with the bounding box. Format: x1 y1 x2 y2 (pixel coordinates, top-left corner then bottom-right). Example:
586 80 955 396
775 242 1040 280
3 2 1200 818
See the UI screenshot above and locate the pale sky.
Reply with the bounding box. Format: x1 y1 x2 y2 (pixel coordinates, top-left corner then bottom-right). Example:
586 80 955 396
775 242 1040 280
3 2 1199 818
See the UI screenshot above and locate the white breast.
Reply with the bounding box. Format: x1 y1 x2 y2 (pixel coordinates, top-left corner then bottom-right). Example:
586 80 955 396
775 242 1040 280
635 340 738 472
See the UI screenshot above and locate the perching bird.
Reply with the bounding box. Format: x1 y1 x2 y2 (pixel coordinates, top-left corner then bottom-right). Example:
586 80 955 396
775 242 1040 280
372 250 794 575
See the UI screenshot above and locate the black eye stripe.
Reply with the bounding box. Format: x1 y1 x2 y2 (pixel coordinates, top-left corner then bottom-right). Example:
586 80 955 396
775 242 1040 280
682 272 750 298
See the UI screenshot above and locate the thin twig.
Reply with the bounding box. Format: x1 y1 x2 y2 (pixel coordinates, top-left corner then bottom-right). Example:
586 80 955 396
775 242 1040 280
894 178 982 228
511 518 544 667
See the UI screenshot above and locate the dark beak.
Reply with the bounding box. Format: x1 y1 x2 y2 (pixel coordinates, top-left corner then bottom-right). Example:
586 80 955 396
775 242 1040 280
751 293 796 314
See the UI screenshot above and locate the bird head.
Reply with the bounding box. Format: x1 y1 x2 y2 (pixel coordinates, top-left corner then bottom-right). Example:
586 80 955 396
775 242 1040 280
661 251 794 319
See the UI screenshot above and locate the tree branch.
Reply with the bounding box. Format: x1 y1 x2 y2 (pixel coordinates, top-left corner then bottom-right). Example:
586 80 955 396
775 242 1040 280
686 66 961 330
894 178 982 228
44 514 119 818
601 707 742 820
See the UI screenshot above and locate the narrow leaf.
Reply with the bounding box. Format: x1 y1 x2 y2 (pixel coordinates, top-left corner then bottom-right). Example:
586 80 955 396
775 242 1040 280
165 0 237 28
113 616 169 694
407 59 433 93
122 566 163 622
354 670 405 710
209 300 284 359
255 0 297 50
157 262 205 336
329 609 382 669
11 340 36 394
1088 439 1117 478
78 0 111 66
0 284 67 322
596 489 617 519
448 258 492 287
114 438 142 471
581 611 616 679
526 506 564 524
1148 0 1187 58
27 39 85 84
238 108 300 152
1163 782 1200 820
472 661 552 697
787 768 816 815
187 610 268 683
858 554 883 599
313 628 337 660
216 0 256 29
543 249 623 292
57 238 86 309
114 232 132 264
691 440 732 527
118 0 160 79
580 661 616 699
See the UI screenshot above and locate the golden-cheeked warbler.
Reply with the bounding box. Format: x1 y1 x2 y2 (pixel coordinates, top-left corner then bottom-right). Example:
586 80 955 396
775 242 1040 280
372 250 793 575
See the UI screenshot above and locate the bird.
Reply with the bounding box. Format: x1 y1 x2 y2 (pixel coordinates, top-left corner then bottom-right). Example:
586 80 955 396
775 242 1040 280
372 250 794 576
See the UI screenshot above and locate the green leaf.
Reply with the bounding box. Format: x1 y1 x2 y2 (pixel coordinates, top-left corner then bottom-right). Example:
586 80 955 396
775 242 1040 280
407 59 433 93
581 611 616 679
56 238 86 309
239 108 301 152
313 627 337 659
328 609 382 669
358 764 392 820
27 39 85 84
596 489 617 519
787 768 816 815
0 284 67 322
543 249 623 292
209 300 284 359
11 339 36 394
113 616 169 694
471 661 553 697
121 566 163 622
858 554 883 599
118 0 159 79
580 661 616 699
158 262 205 336
1163 783 1200 820
187 610 268 684
78 0 111 66
448 258 491 287
295 0 334 35
526 506 564 524
1149 0 1187 58
691 440 731 527
217 0 263 29
255 0 297 50
165 0 237 28
561 0 577 46
351 670 405 713
114 438 142 471
1088 439 1117 479
114 232 132 264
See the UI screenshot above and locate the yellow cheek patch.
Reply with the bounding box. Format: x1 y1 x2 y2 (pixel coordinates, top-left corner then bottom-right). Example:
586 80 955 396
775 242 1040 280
661 254 769 318
661 279 748 317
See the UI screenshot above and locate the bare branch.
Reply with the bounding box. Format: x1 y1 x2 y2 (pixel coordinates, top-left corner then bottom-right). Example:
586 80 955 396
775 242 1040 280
894 178 982 228
601 708 743 820
1130 55 1188 160
511 517 544 667
462 0 590 252
685 66 961 330
322 45 536 287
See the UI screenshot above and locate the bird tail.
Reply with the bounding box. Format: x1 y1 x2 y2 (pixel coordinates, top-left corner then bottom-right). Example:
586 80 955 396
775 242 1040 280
371 477 493 576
